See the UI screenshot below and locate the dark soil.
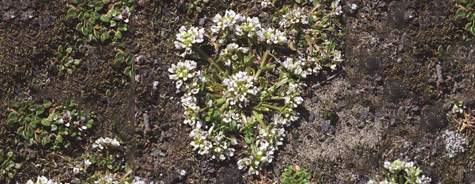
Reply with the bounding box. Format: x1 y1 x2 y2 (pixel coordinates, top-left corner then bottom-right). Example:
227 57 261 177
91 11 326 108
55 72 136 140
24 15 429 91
1 0 474 183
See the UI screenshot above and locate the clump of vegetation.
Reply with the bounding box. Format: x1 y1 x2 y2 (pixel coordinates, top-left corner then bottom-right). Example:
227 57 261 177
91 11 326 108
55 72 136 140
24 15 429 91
114 50 134 77
451 101 474 136
185 0 209 13
169 2 343 175
7 100 95 149
455 0 475 36
280 165 313 184
26 175 61 184
368 160 431 184
66 0 134 43
50 45 82 75
0 149 21 181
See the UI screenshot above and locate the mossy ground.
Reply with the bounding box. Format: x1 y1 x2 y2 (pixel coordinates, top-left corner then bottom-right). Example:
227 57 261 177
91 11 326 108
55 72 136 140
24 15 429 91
0 0 474 183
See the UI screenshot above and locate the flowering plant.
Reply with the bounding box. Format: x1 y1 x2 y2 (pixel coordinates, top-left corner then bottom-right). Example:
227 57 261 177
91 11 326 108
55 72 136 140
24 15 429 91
7 100 94 149
368 160 431 184
170 5 342 175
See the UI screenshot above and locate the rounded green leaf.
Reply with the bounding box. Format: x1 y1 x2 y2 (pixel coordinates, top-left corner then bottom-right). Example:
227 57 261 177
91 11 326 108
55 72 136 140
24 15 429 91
51 124 58 131
7 112 18 123
56 135 63 143
115 31 122 39
67 8 77 17
43 100 52 108
100 14 110 22
41 119 51 126
110 20 117 27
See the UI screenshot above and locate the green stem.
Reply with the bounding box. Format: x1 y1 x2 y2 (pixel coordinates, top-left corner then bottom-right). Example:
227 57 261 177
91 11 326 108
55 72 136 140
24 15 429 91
260 103 283 112
270 96 286 100
254 46 271 78
195 46 224 74
252 111 267 128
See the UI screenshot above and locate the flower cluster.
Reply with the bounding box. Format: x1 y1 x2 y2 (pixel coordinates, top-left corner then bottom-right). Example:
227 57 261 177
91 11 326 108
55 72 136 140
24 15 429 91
237 125 285 174
368 160 431 184
92 137 120 150
222 71 259 107
281 57 312 78
257 28 288 45
330 0 343 16
174 26 205 57
280 7 309 28
26 176 60 184
168 60 204 93
170 6 342 174
211 10 243 33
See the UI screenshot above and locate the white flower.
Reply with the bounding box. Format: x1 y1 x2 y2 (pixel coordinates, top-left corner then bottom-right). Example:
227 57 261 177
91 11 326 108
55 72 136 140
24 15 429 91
92 137 120 150
257 28 287 45
281 57 311 78
84 159 91 167
236 17 261 38
26 176 60 184
280 8 308 28
331 0 343 15
174 26 205 57
211 10 243 33
351 4 358 10
222 71 259 107
261 0 271 8
168 60 201 93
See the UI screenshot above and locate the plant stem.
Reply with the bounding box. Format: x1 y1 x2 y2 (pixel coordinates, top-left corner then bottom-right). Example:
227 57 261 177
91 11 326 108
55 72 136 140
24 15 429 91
270 96 286 100
254 46 271 78
252 111 267 128
195 46 224 74
260 103 282 112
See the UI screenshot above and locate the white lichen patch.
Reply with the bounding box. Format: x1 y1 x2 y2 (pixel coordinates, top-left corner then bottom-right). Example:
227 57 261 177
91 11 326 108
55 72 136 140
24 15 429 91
442 130 467 158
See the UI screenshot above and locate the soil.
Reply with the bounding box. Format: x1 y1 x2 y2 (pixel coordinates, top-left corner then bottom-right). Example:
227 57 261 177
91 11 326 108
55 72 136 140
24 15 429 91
0 0 474 183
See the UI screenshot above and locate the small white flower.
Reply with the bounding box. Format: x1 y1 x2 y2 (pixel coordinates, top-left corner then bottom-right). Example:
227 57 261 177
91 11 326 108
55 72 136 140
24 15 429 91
280 8 308 28
222 71 259 107
211 10 243 33
174 26 205 57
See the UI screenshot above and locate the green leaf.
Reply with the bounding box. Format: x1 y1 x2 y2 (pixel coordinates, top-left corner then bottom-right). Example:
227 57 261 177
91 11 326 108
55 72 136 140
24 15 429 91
126 56 133 65
110 20 117 27
31 115 40 124
12 101 20 108
103 0 111 4
66 47 72 54
7 152 13 158
460 0 468 4
95 2 104 11
41 137 51 146
7 112 18 123
67 8 77 19
115 31 122 39
115 52 125 61
100 32 110 42
73 59 81 65
471 26 475 35
78 12 85 21
36 106 45 115
43 100 52 108
86 119 94 128
100 14 110 22
56 135 63 143
467 11 474 21
41 119 51 126
51 124 58 131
